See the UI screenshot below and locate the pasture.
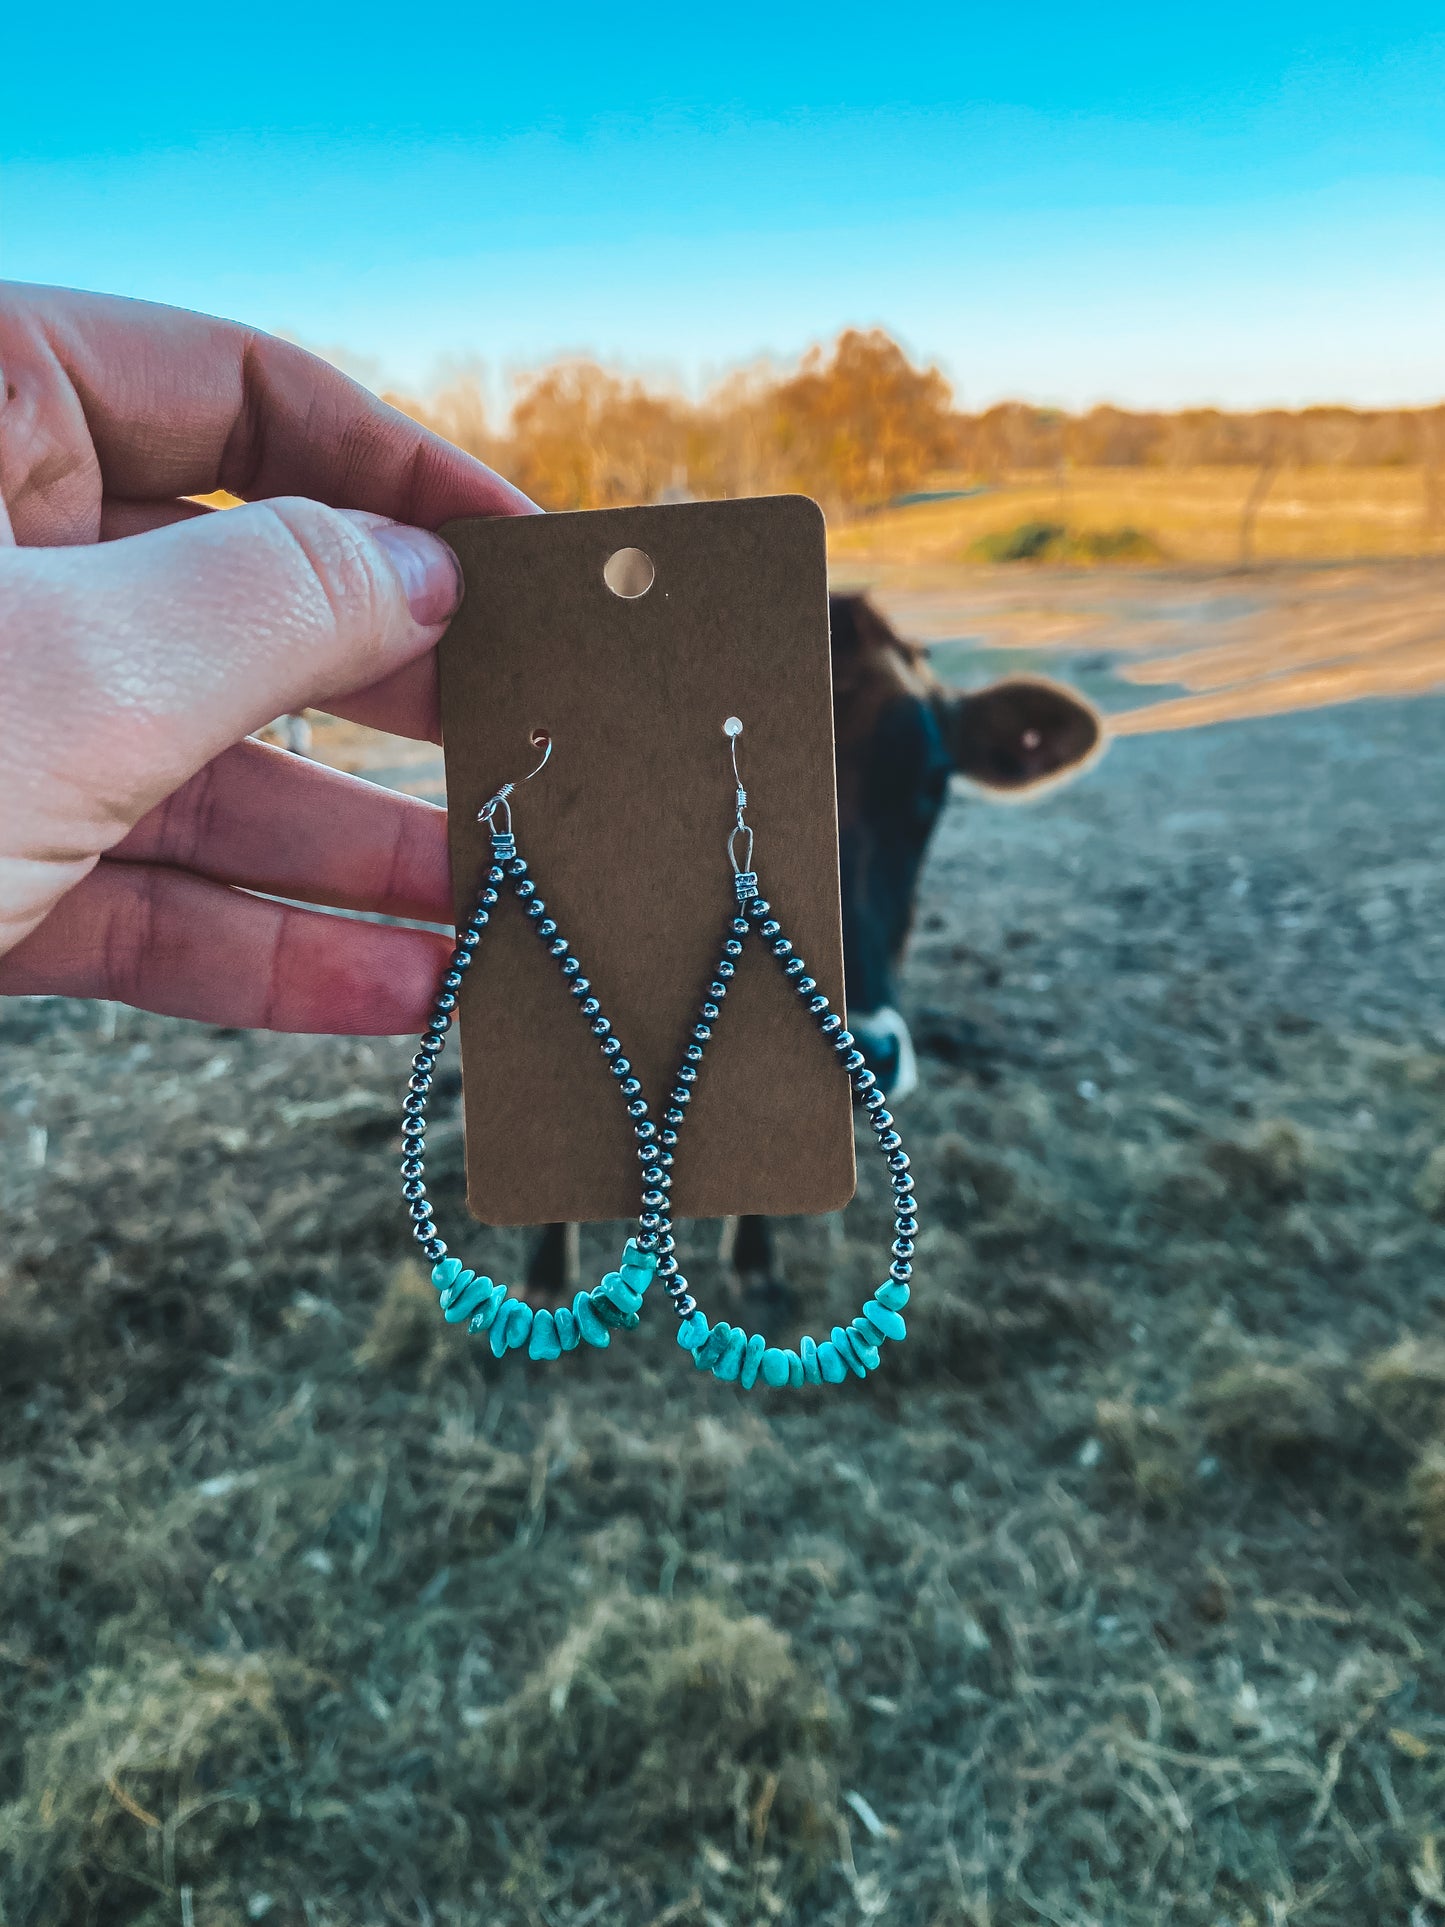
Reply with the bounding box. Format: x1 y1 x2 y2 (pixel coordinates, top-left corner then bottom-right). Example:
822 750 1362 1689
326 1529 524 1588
3 565 1445 1925
834 467 1445 571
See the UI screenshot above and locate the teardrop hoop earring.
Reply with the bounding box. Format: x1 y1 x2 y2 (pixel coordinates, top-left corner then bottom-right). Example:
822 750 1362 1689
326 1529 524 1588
649 718 916 1388
399 729 658 1360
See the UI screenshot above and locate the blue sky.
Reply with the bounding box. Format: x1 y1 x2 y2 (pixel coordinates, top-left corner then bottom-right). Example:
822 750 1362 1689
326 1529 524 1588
4 3 1443 410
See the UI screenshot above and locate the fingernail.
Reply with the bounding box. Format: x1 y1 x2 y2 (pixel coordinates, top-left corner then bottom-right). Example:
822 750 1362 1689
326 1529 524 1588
373 524 464 627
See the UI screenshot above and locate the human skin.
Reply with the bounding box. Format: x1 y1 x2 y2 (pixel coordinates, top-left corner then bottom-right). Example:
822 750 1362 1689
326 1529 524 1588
0 284 536 1033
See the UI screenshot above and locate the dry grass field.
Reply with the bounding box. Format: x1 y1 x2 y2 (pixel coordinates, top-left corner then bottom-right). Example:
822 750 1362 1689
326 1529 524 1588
831 468 1445 572
5 562 1445 1924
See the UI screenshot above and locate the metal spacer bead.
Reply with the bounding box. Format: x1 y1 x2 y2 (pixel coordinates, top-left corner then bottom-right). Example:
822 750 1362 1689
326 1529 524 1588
734 870 758 900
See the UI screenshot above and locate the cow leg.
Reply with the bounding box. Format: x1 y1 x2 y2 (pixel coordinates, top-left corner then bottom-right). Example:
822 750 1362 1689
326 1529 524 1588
525 1221 580 1302
719 1212 782 1299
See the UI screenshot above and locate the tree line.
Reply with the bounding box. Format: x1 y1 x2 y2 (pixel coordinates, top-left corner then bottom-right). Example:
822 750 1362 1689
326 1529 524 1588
387 330 1445 519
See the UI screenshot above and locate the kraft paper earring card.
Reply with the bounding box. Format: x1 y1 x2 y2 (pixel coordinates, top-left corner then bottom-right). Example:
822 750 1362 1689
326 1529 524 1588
437 496 855 1227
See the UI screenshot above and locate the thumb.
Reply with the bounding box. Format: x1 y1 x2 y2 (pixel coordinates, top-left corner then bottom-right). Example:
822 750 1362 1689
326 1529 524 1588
2 497 462 844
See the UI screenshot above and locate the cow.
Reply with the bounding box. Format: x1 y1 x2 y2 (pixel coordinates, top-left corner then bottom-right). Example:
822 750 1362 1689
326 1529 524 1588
524 591 1102 1298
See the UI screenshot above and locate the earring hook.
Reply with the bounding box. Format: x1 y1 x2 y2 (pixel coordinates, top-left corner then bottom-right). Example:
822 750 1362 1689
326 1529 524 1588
479 728 552 835
723 717 757 894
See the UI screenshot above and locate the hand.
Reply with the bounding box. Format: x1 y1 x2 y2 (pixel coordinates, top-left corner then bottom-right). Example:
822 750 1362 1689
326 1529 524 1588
0 284 534 1033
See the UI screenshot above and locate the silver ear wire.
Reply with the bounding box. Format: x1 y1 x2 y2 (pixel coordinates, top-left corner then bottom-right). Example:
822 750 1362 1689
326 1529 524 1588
479 728 552 842
724 717 758 898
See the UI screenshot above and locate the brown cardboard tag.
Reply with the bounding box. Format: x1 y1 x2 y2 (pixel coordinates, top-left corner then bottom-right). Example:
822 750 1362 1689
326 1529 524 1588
437 497 855 1227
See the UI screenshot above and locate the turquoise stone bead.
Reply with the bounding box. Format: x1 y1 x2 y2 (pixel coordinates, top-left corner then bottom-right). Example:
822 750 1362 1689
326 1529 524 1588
467 1284 507 1334
573 1291 611 1348
713 1327 747 1381
863 1298 907 1341
786 1350 804 1387
618 1242 657 1289
739 1333 768 1389
832 1326 868 1379
443 1275 495 1324
852 1314 887 1349
694 1323 733 1370
677 1311 709 1351
504 1301 533 1352
875 1280 910 1311
817 1341 847 1384
528 1308 561 1359
432 1257 463 1292
489 1297 516 1358
800 1335 822 1385
593 1293 640 1330
554 1305 580 1350
847 1323 881 1370
760 1347 790 1388
597 1272 644 1316
438 1267 474 1309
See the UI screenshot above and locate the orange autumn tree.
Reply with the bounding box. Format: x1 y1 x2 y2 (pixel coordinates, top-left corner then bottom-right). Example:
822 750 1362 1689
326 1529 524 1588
760 329 960 513
386 331 962 514
506 362 696 511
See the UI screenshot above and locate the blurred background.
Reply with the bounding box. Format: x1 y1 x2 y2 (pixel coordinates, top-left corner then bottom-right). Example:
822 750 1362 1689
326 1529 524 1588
3 7 1445 1924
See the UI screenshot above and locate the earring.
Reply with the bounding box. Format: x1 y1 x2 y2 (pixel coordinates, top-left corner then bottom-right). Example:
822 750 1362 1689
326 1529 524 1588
647 718 915 1388
399 730 658 1359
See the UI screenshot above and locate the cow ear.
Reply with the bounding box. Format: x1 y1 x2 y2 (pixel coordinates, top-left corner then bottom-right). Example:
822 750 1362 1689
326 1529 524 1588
947 678 1102 792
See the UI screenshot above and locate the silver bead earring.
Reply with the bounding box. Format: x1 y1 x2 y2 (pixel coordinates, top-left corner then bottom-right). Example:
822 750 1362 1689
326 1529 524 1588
655 718 917 1390
399 730 660 1362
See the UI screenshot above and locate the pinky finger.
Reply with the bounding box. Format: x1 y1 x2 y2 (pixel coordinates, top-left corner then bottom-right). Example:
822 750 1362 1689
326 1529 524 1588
0 859 450 1035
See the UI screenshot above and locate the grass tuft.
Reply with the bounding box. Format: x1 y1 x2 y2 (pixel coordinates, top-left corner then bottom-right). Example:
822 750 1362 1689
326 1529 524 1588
482 1593 839 1856
1192 1355 1341 1464
1203 1117 1312 1208
0 1649 316 1926
353 1258 443 1375
966 520 1164 565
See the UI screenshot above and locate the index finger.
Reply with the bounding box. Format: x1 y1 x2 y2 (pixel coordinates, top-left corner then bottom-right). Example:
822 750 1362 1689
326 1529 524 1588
3 281 536 525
